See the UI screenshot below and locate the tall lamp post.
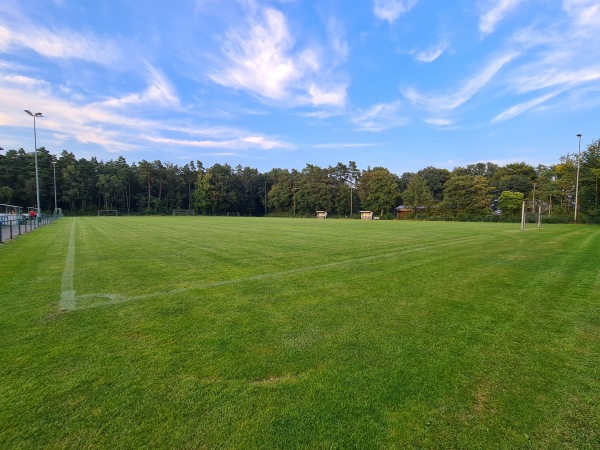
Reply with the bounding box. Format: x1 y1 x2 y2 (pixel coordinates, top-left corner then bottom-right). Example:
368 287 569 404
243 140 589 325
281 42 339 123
574 133 582 223
24 110 43 218
52 160 57 215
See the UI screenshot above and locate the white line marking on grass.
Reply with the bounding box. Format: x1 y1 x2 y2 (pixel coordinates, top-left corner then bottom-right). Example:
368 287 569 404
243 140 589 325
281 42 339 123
60 220 76 311
74 253 398 311
71 234 485 312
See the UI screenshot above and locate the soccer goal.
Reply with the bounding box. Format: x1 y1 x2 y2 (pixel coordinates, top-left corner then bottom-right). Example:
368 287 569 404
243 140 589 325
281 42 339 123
226 212 240 217
98 210 118 216
173 209 195 216
520 201 548 231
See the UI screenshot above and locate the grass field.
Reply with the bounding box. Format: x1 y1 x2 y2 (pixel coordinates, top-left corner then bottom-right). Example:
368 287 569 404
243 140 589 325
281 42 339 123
1 217 599 449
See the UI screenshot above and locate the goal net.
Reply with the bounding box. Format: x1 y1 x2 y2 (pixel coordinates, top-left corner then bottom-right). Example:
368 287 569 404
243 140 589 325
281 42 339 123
520 201 549 231
98 210 118 216
173 209 195 216
226 212 240 217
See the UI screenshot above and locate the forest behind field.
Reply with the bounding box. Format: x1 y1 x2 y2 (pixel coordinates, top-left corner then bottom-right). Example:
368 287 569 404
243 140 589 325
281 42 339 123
1 139 599 222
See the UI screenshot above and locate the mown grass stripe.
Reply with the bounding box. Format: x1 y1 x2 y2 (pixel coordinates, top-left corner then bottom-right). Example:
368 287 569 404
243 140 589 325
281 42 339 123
59 218 76 311
70 231 491 311
2 217 597 449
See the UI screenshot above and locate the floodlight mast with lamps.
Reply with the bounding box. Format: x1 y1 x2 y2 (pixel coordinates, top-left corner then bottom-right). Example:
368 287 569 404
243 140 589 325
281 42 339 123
24 110 43 218
52 160 58 215
574 133 582 223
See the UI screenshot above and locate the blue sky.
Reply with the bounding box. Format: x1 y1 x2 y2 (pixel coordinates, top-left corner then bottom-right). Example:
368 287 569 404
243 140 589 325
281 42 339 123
1 0 599 174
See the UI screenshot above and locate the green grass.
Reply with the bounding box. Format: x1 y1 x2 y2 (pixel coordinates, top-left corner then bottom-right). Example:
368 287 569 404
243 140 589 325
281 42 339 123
1 217 599 449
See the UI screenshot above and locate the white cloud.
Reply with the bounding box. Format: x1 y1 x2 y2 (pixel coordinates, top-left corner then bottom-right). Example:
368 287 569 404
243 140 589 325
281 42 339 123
402 0 600 126
211 8 298 101
210 6 346 110
403 52 519 112
0 72 49 89
327 16 349 62
301 110 340 119
563 0 600 35
414 39 449 63
210 8 306 102
492 90 564 122
313 142 383 149
308 83 347 107
501 1 600 101
98 67 180 110
352 101 409 132
0 24 119 65
510 65 600 94
479 0 525 36
148 135 292 150
0 58 286 157
424 118 453 126
373 0 418 24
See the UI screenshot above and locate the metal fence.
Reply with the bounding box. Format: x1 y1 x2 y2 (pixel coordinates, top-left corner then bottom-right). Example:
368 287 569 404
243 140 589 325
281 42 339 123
0 215 62 244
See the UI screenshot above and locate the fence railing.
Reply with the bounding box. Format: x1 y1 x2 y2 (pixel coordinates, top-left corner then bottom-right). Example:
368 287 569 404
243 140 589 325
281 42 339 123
0 215 62 244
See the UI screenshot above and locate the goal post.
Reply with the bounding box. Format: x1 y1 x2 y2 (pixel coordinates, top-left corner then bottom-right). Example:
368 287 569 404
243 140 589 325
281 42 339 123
226 212 240 217
520 201 548 231
98 210 118 216
173 209 195 216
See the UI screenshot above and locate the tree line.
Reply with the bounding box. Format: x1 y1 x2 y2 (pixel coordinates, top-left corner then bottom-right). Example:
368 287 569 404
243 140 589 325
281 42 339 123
1 139 599 222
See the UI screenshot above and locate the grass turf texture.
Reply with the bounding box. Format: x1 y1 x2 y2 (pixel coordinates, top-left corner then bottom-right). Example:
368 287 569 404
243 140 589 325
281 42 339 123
0 217 598 449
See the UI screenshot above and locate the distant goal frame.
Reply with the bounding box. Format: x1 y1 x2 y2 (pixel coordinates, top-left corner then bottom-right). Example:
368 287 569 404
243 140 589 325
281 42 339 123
98 209 118 216
173 209 195 216
520 201 549 231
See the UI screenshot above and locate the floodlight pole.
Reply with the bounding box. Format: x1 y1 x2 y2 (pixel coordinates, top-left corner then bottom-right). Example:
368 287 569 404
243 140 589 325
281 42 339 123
52 160 57 215
350 182 353 217
24 110 43 218
574 133 582 223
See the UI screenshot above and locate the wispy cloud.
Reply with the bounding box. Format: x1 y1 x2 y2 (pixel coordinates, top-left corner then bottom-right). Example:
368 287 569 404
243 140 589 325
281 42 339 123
352 101 408 132
414 38 449 63
495 0 600 118
564 0 600 31
424 118 453 126
308 83 347 107
373 0 418 24
210 6 346 107
147 135 293 151
492 90 563 122
401 1 599 126
211 8 299 101
301 110 340 119
509 65 600 95
327 16 349 62
312 142 383 149
0 24 120 65
0 72 49 90
479 0 525 36
0 58 289 157
97 67 181 110
404 52 519 112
